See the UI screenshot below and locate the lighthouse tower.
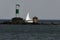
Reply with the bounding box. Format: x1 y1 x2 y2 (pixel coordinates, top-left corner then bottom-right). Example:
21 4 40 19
11 4 25 24
16 4 20 17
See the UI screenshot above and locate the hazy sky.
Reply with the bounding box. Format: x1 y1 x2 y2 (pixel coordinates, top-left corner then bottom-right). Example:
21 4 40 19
0 0 60 20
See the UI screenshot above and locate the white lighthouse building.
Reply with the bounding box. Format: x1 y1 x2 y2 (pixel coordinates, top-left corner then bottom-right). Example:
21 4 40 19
16 4 20 17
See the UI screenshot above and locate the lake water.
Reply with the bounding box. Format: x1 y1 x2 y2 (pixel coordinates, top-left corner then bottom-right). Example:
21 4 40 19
0 24 60 40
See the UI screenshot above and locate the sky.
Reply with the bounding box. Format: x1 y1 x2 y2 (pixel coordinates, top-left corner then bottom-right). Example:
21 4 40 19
0 0 60 20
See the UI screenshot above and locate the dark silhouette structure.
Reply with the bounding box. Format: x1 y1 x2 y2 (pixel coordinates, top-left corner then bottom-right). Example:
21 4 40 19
11 17 25 24
33 16 38 24
1 17 25 24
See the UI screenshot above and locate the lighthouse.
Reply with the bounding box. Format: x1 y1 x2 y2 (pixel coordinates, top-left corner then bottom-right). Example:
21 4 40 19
16 4 20 17
11 4 24 24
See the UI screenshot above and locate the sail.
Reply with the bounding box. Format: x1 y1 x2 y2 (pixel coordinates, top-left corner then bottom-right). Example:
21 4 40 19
26 12 31 20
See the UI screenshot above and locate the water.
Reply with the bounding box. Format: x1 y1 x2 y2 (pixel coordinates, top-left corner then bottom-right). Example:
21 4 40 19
0 24 60 40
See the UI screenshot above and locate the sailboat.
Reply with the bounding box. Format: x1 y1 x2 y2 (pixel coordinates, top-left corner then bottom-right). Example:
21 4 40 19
25 12 33 23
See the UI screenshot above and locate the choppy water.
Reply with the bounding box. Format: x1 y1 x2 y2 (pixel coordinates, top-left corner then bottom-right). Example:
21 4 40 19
0 24 60 40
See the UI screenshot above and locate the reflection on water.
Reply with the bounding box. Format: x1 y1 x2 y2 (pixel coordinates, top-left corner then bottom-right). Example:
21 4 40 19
0 25 60 40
